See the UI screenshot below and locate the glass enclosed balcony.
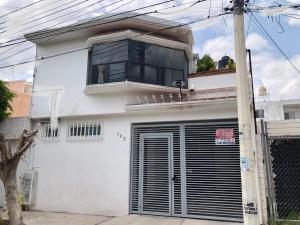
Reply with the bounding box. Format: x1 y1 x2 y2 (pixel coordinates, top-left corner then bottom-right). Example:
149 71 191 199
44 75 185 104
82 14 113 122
86 39 188 88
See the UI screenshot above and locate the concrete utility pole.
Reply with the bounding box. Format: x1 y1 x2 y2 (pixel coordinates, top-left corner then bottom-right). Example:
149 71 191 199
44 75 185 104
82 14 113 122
233 0 261 224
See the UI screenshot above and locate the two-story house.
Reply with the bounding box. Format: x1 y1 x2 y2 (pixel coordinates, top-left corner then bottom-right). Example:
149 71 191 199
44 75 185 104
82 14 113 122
24 13 244 223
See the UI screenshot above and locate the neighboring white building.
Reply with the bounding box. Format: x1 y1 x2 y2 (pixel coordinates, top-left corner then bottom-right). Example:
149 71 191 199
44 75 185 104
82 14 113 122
256 99 300 121
23 13 248 222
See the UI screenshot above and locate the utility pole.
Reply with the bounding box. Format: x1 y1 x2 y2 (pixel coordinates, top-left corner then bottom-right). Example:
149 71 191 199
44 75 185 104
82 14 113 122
233 0 261 224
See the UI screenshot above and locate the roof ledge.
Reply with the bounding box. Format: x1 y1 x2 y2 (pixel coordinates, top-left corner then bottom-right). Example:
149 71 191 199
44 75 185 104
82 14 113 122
189 69 236 78
84 81 189 95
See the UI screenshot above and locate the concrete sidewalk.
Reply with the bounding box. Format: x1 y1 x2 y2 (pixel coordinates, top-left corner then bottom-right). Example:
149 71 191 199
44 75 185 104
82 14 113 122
17 211 241 225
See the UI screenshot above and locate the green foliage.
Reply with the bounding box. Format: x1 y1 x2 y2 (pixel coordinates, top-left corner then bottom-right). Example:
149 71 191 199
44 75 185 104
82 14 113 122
269 220 300 225
286 212 300 221
0 216 8 225
0 80 15 122
197 54 216 72
227 57 236 69
268 212 300 225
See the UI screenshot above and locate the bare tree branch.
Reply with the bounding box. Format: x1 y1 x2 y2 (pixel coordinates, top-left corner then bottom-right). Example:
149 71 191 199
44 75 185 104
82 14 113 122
0 129 38 225
16 129 38 156
0 133 7 165
11 138 35 162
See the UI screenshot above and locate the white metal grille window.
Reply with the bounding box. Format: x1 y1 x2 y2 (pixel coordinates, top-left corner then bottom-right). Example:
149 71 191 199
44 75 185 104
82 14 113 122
41 123 59 142
67 122 103 140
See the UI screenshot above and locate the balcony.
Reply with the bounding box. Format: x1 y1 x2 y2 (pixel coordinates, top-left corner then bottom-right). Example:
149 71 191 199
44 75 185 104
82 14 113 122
125 87 237 111
86 39 189 94
85 81 189 95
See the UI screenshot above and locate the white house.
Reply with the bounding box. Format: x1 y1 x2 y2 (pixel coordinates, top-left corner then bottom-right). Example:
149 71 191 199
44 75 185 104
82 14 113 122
256 98 300 121
23 13 245 223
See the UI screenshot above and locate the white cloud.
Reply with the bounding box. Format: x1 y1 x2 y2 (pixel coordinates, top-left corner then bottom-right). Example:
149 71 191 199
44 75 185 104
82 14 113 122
195 32 300 100
197 34 234 60
246 33 271 52
286 16 300 27
254 54 300 100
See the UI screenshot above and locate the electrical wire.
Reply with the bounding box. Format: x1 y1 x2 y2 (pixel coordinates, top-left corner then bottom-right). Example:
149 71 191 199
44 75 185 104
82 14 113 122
0 0 206 62
0 0 131 59
155 0 206 15
0 0 177 48
0 0 45 19
0 45 34 62
0 0 214 61
0 0 180 60
246 0 256 38
282 14 300 20
0 0 73 30
208 0 212 17
0 11 231 70
0 0 100 36
250 11 300 74
42 0 133 29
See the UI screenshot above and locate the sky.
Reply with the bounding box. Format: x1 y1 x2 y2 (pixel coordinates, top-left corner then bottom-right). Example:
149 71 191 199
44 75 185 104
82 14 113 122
0 0 299 100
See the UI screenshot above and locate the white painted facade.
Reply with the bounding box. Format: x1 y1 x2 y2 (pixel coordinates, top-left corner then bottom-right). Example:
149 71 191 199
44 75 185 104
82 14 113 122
31 107 237 216
24 14 243 218
256 99 300 121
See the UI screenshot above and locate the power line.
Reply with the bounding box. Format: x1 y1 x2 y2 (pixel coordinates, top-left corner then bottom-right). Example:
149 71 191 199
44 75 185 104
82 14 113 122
0 0 205 62
33 0 131 32
0 0 71 30
248 3 300 11
0 45 34 62
0 0 206 57
246 0 256 38
0 0 179 48
0 0 135 61
0 11 231 70
250 11 300 74
0 0 100 36
0 0 45 19
156 0 209 15
0 0 131 60
282 14 300 20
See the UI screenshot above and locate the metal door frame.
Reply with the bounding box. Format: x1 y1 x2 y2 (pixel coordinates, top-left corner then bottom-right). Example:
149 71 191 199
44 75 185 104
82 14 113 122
139 133 174 216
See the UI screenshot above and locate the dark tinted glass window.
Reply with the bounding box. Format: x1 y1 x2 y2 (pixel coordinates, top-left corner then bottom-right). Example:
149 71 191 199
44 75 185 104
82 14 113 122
108 63 126 82
144 66 157 84
255 109 265 118
87 39 188 87
91 40 128 65
127 63 140 82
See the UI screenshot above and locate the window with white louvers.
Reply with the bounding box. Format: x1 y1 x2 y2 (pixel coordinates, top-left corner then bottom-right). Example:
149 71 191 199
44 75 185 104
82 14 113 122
67 122 103 140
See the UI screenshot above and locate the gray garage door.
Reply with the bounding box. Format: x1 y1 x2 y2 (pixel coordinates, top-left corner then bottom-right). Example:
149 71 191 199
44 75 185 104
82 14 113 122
130 120 243 222
140 133 172 215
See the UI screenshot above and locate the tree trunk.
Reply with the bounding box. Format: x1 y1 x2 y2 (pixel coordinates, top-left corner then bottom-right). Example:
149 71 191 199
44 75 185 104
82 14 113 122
4 168 23 225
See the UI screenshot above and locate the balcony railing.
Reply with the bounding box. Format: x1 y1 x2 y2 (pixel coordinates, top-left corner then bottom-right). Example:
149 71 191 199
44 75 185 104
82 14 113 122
125 87 237 109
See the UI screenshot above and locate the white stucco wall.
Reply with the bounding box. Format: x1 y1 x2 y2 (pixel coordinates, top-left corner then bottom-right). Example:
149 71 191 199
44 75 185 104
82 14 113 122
29 32 241 216
256 99 300 121
31 105 237 216
31 37 237 119
188 73 236 90
256 101 284 120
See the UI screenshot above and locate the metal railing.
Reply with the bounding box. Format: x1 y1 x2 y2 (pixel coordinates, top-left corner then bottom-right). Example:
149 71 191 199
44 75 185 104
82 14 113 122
126 87 237 106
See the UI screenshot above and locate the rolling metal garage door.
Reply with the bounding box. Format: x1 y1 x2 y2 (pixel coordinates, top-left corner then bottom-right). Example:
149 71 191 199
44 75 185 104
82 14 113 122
130 120 243 222
185 123 243 221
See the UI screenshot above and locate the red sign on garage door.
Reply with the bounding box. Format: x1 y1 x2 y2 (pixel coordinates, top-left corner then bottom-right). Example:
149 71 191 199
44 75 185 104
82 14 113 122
215 128 236 145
